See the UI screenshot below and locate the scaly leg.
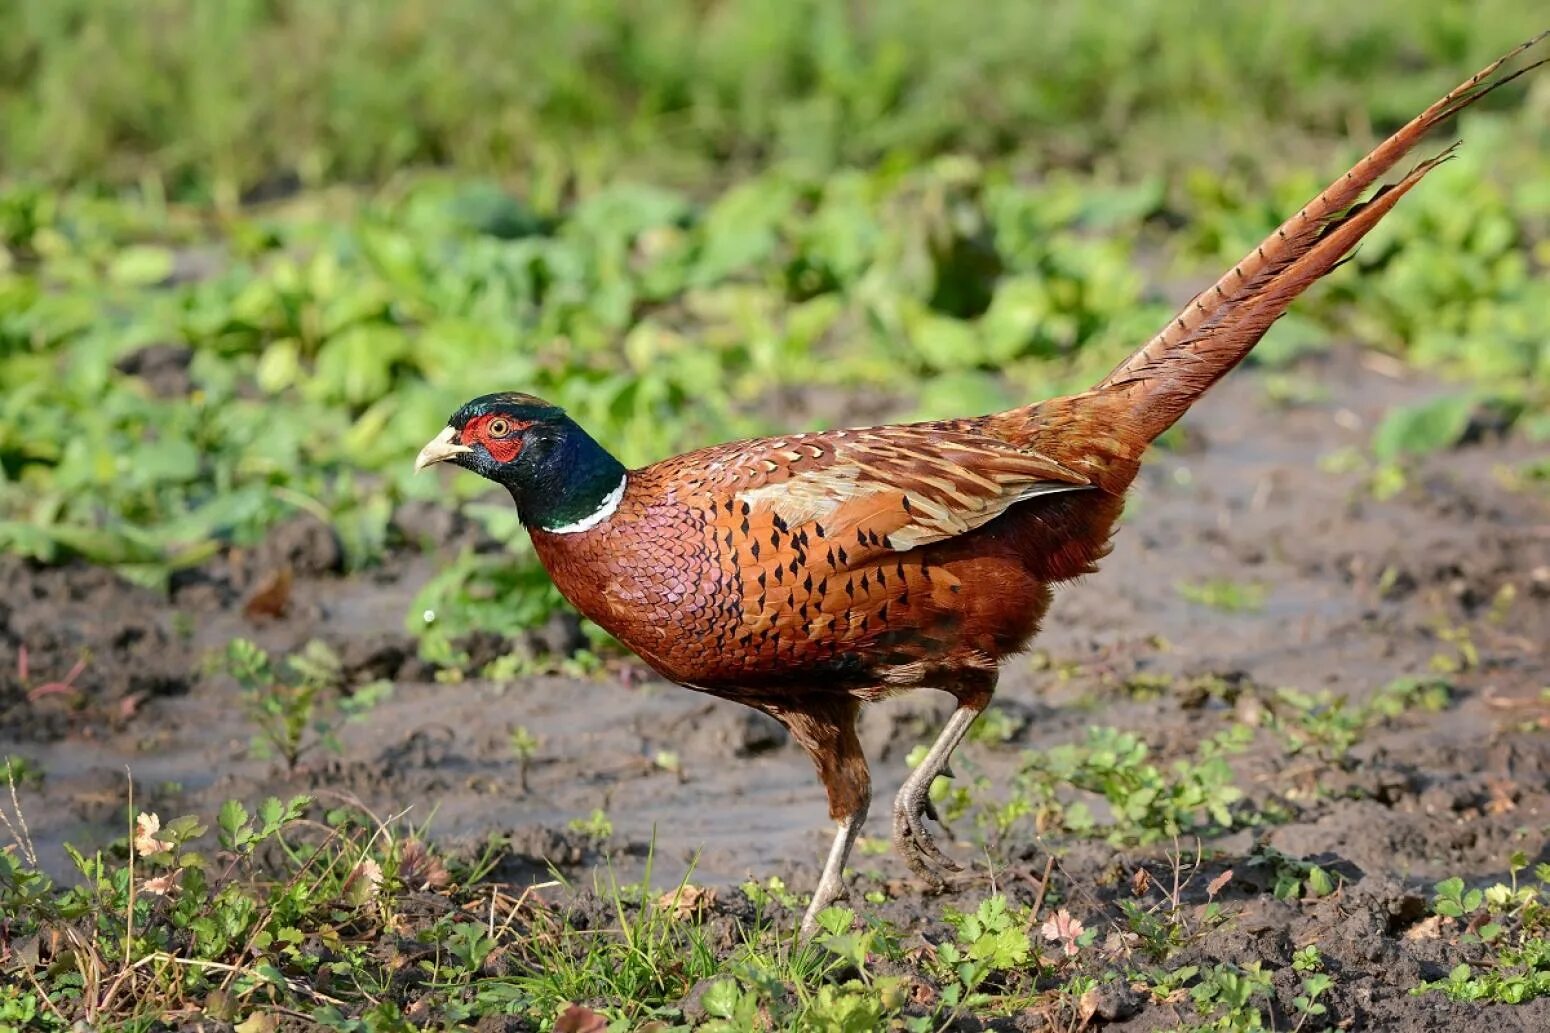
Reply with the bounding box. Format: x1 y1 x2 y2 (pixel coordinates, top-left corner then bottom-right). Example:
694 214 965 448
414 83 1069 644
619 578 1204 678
800 797 868 937
760 697 871 939
893 699 985 884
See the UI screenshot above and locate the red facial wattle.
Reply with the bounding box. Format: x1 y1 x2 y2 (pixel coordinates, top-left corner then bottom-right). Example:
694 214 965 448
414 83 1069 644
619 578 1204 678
462 415 528 465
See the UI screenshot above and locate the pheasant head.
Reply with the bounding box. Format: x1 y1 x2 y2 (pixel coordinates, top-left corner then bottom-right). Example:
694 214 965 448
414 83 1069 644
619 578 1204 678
416 393 627 534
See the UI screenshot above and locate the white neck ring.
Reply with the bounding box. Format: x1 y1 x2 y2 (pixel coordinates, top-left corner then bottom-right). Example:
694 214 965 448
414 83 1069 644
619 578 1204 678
545 475 627 535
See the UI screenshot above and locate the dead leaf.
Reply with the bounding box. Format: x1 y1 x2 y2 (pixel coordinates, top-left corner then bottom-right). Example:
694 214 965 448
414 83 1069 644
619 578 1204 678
343 857 383 906
555 1003 608 1033
243 566 293 621
1207 868 1234 899
1078 986 1100 1026
908 976 939 1009
1103 929 1140 959
235 1013 278 1033
142 872 180 896
399 839 450 891
1041 908 1086 957
657 884 715 919
1130 866 1152 897
1485 779 1517 816
133 812 172 856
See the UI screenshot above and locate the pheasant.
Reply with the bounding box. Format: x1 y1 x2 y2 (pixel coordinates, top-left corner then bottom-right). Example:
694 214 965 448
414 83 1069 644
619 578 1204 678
415 37 1547 936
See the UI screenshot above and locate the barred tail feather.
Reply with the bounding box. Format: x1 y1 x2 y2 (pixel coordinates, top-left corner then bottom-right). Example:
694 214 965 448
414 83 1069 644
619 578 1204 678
1094 31 1548 446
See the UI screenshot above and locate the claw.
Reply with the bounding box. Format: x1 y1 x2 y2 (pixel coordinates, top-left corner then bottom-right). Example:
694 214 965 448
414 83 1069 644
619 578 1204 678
891 703 981 886
922 796 957 842
910 810 962 873
892 779 963 885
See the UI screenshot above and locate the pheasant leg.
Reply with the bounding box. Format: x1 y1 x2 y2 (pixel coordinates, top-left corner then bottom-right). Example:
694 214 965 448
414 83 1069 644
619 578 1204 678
767 698 872 940
892 703 982 883
799 807 867 938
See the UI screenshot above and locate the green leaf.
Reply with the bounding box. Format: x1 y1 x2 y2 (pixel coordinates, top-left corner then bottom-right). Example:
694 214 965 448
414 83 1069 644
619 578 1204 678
817 905 855 937
1371 395 1475 460
109 245 175 286
217 800 250 850
257 797 285 831
700 979 743 1020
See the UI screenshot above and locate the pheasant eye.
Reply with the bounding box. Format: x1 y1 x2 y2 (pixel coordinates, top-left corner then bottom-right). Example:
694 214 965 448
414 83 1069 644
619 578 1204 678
487 418 511 438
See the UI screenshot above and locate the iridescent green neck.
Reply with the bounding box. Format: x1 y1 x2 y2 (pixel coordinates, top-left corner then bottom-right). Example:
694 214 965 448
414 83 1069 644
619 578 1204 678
500 419 627 533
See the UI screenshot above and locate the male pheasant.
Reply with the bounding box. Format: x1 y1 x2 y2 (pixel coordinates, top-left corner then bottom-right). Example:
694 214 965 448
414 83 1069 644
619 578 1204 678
416 37 1547 935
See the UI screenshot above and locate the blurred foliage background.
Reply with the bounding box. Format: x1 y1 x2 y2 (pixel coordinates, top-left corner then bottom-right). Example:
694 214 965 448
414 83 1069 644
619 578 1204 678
1 0 1547 633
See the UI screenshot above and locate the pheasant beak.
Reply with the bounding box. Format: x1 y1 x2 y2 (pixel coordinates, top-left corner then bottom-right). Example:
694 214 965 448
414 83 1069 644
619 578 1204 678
414 426 473 472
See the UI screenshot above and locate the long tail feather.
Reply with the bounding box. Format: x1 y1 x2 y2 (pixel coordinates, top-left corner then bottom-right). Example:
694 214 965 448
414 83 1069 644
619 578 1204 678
1091 31 1548 446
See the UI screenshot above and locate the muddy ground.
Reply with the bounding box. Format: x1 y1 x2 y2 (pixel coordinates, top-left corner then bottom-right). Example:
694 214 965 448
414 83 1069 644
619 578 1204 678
2 348 1547 1030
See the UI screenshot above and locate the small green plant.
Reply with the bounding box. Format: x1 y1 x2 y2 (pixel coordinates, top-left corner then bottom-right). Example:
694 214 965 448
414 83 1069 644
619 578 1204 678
484 648 606 682
1013 726 1248 845
0 792 367 1026
932 895 1036 1015
742 874 802 911
1186 962 1274 1032
1269 676 1451 768
1175 579 1267 614
214 639 382 773
966 705 1026 744
1414 853 1550 1004
1292 944 1324 971
0 985 44 1028
487 853 737 1024
508 724 540 791
698 964 906 1033
1249 847 1338 901
567 808 614 840
1428 621 1480 674
1 755 44 789
1371 393 1478 460
1289 944 1333 1031
1116 849 1232 965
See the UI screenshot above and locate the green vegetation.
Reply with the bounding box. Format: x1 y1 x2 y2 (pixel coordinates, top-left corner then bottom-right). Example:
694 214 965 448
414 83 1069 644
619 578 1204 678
0 755 44 790
507 724 540 791
0 789 1181 1029
566 808 615 842
1415 854 1550 1004
1009 725 1253 845
4 1 1544 202
215 639 391 773
1175 579 1268 614
1249 847 1340 903
2 762 1538 1026
1267 676 1452 767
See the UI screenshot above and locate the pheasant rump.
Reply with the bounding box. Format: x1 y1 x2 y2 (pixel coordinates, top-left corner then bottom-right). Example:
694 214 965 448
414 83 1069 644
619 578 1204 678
415 37 1547 935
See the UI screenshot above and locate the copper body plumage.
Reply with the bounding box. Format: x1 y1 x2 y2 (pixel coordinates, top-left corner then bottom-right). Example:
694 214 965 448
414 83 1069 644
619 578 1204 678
416 37 1547 936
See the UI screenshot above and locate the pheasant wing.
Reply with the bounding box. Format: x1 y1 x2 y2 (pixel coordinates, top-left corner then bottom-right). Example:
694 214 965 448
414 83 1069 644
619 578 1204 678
691 422 1091 560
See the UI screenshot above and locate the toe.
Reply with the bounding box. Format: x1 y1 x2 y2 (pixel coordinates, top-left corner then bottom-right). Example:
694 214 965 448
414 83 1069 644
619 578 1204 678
913 822 962 873
893 801 963 881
